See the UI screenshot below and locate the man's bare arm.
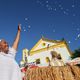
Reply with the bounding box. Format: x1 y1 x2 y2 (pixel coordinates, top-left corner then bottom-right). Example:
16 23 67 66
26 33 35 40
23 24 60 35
12 24 21 50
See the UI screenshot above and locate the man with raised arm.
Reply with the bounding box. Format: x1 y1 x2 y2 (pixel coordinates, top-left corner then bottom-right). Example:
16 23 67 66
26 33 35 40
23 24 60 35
0 24 22 80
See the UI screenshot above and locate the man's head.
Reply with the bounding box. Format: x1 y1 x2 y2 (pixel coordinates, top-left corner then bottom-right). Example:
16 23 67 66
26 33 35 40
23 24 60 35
0 39 9 54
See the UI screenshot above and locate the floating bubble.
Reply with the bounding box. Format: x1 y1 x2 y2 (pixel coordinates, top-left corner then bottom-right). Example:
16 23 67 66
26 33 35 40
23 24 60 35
22 26 26 32
73 14 76 16
63 11 66 14
37 0 40 3
50 7 53 10
24 29 26 32
28 25 31 28
72 5 75 8
59 4 62 7
53 29 55 32
68 41 71 43
60 7 63 10
23 27 25 29
66 9 69 11
54 8 57 11
75 38 77 40
25 18 28 21
77 28 80 31
75 34 80 40
78 34 80 38
46 1 49 3
46 4 49 8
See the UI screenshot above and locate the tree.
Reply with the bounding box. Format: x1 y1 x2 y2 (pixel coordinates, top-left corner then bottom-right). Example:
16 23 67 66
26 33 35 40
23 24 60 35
72 48 80 59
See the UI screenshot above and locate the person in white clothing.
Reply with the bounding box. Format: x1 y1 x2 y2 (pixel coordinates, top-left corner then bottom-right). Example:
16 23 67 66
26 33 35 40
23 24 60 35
0 24 22 80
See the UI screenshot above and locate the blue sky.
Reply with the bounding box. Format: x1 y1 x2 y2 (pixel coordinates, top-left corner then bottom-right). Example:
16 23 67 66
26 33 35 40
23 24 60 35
0 0 80 64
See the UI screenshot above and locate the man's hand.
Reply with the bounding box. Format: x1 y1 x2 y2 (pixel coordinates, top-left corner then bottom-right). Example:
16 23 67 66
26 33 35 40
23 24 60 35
18 24 21 32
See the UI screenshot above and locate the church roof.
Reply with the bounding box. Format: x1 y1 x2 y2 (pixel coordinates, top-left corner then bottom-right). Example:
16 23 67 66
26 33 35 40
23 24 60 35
29 37 66 53
41 37 63 43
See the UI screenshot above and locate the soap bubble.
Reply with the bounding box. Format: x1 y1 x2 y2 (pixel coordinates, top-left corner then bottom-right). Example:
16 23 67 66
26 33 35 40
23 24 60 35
25 18 28 21
28 25 31 28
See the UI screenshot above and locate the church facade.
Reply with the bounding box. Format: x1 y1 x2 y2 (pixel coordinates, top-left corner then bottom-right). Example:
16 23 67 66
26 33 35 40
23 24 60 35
20 37 72 67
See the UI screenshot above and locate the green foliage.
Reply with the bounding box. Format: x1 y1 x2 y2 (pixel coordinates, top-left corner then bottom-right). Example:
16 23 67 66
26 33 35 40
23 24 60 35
61 38 65 41
72 48 80 59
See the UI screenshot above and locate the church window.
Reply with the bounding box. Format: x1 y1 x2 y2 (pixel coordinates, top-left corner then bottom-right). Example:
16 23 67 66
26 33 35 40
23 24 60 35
46 57 50 63
57 54 62 59
42 43 46 46
36 59 40 64
50 51 58 58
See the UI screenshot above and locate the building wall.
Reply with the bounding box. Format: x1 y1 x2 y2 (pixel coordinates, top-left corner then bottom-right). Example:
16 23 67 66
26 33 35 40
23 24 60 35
27 46 71 66
53 46 71 63
20 39 71 67
27 50 51 66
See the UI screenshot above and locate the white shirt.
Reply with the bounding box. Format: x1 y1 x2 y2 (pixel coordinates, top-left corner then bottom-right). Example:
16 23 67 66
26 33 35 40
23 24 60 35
0 47 22 80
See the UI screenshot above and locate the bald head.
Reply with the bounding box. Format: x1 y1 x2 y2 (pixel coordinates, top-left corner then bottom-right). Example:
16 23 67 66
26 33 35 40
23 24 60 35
0 39 9 54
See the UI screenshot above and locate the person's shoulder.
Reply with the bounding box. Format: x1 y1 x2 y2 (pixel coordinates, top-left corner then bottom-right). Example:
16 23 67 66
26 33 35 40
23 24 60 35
9 47 17 53
8 47 17 58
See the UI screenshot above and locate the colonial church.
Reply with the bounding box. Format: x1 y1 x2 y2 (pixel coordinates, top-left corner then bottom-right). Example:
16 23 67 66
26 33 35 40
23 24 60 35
20 37 72 67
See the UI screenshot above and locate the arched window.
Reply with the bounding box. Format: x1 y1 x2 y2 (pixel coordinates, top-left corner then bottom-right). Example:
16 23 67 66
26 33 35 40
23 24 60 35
50 51 58 58
46 57 50 63
36 59 40 64
42 43 46 46
57 54 62 59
